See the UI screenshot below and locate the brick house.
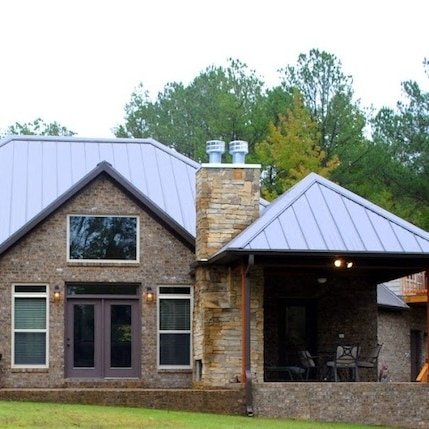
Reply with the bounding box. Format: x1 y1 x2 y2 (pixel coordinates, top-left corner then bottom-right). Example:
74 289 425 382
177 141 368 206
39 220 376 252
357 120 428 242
0 135 428 396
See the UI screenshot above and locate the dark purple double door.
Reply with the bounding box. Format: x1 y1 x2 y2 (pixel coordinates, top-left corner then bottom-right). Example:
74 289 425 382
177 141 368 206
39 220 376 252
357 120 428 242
65 299 140 378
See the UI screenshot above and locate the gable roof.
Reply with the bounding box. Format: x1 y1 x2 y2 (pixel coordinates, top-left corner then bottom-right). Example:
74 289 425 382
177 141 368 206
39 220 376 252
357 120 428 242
377 283 409 311
0 136 200 252
215 172 429 257
0 161 195 255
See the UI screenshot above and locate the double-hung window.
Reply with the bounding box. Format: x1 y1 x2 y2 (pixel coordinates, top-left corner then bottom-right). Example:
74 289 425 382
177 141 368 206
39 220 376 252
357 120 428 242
12 285 48 368
158 286 192 368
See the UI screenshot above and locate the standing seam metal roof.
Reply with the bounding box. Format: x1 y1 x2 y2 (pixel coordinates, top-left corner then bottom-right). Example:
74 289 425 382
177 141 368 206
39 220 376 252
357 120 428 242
218 172 429 255
0 136 200 248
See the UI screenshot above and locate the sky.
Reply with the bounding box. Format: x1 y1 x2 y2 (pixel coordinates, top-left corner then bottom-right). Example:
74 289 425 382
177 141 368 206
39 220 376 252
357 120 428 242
0 0 428 138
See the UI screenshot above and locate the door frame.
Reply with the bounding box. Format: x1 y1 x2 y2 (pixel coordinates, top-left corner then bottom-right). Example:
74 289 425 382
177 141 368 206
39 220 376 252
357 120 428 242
65 296 141 379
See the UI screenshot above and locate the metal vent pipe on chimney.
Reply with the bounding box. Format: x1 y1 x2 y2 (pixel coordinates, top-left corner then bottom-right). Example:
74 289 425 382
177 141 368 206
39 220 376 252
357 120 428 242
206 140 225 164
229 140 248 164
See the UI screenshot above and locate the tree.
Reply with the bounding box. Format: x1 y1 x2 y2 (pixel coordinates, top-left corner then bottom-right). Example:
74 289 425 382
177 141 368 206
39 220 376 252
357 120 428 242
115 59 266 161
4 118 75 136
256 91 338 199
279 49 366 162
371 58 429 228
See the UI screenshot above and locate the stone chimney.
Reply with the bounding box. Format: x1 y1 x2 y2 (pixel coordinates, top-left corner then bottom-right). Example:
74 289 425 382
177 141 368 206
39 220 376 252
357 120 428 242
193 141 263 387
196 141 260 260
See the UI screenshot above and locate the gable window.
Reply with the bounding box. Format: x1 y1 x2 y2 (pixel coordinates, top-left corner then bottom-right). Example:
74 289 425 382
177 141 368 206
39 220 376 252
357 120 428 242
158 286 192 368
68 215 139 262
12 285 48 368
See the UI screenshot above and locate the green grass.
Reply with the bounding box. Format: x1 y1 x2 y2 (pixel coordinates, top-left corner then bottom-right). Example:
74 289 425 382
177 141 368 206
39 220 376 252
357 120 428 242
0 401 392 429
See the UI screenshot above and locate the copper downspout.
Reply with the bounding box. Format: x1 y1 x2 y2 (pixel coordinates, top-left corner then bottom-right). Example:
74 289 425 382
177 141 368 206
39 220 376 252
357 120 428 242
426 270 429 382
242 254 254 416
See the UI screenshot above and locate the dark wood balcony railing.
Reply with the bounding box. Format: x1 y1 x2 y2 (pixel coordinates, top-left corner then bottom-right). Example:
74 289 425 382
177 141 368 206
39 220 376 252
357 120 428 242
401 272 427 304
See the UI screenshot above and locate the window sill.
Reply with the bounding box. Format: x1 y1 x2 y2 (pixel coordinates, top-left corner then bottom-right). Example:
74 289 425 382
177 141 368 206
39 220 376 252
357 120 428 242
11 368 49 373
157 368 192 373
67 261 140 268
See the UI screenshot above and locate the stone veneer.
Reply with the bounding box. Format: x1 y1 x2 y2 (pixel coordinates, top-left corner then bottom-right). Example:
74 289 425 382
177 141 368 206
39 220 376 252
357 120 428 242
195 165 260 260
0 175 194 388
193 165 264 386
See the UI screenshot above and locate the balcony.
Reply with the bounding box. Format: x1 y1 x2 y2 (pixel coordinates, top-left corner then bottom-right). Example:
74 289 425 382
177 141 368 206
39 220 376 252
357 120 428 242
401 271 428 304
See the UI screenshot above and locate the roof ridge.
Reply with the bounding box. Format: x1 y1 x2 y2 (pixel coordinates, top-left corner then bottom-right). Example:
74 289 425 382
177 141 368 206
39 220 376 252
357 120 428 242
0 135 201 170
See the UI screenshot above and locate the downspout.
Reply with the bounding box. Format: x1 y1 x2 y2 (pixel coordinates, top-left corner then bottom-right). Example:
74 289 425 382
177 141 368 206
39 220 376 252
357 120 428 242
242 254 254 416
426 270 429 382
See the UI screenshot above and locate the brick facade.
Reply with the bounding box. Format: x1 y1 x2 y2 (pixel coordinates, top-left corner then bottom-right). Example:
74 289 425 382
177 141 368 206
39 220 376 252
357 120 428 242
0 175 194 388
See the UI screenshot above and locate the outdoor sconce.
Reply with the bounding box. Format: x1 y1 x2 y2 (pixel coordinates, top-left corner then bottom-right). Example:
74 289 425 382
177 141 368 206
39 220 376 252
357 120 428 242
144 287 155 303
334 258 353 269
53 286 61 303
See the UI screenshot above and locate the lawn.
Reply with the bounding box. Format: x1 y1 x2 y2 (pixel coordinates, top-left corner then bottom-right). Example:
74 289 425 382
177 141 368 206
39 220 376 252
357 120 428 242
0 401 392 429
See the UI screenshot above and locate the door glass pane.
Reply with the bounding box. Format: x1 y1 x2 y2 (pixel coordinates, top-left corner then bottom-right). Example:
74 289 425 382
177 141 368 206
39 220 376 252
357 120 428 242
111 305 132 368
73 304 95 368
285 306 306 349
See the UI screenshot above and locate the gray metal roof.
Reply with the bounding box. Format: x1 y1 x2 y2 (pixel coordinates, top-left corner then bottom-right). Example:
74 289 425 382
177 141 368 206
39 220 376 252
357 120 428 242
0 136 200 249
218 172 429 255
377 283 409 310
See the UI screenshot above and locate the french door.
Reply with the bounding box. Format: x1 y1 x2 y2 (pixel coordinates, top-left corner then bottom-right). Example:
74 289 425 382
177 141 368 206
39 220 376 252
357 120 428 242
65 299 140 378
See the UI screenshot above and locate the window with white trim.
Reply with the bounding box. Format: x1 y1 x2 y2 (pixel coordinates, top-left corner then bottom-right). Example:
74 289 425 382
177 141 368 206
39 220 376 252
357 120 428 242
158 286 192 368
12 285 49 367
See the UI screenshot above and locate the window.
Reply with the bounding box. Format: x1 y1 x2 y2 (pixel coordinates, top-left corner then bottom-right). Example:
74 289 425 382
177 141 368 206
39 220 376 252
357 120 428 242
12 285 48 368
158 286 192 368
68 215 139 262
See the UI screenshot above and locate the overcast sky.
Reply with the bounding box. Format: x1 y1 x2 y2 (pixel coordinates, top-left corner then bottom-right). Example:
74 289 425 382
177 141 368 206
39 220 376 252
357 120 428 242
0 0 428 138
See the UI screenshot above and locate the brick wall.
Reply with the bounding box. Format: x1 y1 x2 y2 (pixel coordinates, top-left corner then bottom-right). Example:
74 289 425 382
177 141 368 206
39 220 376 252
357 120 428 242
0 175 194 388
254 382 429 429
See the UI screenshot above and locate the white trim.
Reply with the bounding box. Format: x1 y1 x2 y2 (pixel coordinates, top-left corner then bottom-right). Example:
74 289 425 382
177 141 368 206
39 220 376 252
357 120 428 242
157 285 193 370
66 214 140 263
11 283 49 369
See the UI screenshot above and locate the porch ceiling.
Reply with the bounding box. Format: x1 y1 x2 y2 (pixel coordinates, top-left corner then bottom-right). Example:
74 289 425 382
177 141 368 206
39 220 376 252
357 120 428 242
208 250 429 284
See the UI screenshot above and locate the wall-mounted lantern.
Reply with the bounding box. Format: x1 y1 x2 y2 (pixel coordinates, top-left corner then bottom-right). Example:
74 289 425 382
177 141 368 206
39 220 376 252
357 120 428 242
53 285 61 303
144 286 155 303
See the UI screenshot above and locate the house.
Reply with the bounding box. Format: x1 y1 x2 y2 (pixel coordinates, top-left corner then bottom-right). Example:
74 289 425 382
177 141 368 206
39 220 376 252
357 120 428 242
378 273 428 381
0 136 428 414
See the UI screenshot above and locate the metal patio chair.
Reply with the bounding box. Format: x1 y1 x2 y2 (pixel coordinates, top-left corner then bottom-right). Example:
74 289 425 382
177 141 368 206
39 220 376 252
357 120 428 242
298 350 319 380
326 344 360 382
358 344 383 374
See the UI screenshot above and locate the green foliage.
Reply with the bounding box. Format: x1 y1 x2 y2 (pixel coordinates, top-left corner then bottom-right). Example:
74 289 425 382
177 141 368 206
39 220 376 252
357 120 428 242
256 91 338 199
5 117 75 136
370 58 429 229
115 59 265 161
279 49 366 161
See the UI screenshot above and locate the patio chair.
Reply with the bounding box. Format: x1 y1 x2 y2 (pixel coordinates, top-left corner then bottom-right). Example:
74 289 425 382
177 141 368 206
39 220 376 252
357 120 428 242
326 345 360 382
298 350 319 380
358 344 383 371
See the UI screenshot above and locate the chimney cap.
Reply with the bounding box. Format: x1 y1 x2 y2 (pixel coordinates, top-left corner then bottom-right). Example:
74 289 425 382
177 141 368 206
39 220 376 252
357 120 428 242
229 140 248 164
206 140 225 164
